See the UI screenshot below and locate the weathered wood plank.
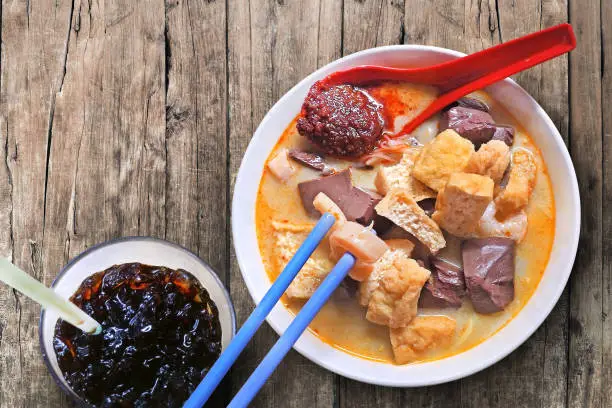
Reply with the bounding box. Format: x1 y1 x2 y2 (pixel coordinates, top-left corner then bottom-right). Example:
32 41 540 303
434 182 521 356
42 0 166 265
165 0 228 276
602 1 612 407
403 0 499 54
567 0 604 407
42 0 167 266
0 0 75 406
318 0 344 67
343 0 405 55
227 0 341 406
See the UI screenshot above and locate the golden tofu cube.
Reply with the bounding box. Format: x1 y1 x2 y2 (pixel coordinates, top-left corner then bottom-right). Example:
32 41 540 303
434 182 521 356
359 251 430 328
432 173 494 237
494 148 537 219
390 315 456 364
464 140 510 184
413 129 475 191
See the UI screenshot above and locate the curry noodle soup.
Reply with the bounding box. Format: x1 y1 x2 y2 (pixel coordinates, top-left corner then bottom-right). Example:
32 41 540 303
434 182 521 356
256 81 554 364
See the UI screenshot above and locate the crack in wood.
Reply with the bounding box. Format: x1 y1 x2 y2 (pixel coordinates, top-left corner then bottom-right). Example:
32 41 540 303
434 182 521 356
12 289 23 376
28 240 42 282
187 0 202 257
539 0 543 30
374 0 384 46
601 5 606 78
3 119 14 262
163 2 171 240
43 0 76 237
58 0 76 93
340 0 345 55
66 119 84 245
74 3 81 35
25 0 30 28
494 0 503 43
224 0 231 289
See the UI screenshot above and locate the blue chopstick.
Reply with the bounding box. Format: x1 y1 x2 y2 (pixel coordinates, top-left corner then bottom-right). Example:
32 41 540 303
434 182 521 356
227 252 356 408
183 213 336 408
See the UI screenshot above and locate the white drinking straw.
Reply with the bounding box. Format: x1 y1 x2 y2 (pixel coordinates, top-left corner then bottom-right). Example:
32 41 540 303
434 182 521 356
0 258 102 334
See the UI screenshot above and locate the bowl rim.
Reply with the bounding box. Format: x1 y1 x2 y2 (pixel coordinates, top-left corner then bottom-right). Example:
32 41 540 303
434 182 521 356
232 44 580 386
38 235 237 406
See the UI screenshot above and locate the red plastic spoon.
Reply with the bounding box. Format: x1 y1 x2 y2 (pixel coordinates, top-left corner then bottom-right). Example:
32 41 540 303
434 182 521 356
322 23 576 136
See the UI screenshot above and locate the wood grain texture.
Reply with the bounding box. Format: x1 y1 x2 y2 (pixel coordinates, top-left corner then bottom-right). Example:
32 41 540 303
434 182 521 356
43 0 167 263
343 0 405 55
568 0 604 407
165 0 227 274
0 0 74 406
403 0 499 54
602 0 612 407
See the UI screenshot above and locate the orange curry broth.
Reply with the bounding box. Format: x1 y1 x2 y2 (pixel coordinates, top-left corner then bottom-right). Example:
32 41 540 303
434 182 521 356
255 85 555 364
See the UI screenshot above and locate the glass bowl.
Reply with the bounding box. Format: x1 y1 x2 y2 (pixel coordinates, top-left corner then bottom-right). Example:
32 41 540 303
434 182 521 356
39 236 236 406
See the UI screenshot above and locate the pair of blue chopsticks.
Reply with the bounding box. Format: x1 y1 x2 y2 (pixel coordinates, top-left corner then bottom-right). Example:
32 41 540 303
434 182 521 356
183 213 355 408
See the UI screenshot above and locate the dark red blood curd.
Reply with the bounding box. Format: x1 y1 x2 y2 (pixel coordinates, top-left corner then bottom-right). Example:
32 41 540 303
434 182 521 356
297 81 384 158
53 263 222 407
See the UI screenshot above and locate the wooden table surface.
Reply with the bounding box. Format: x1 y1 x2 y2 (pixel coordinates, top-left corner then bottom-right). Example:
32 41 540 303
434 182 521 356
0 0 607 407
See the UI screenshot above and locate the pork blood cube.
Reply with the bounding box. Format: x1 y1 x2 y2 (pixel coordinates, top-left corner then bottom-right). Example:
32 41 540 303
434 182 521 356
440 107 515 148
443 96 490 113
298 169 381 225
288 149 327 171
462 237 515 314
288 149 336 175
492 125 515 146
419 257 466 308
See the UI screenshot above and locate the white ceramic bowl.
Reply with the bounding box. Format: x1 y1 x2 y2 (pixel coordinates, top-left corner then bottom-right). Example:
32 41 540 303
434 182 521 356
232 45 580 386
39 236 236 404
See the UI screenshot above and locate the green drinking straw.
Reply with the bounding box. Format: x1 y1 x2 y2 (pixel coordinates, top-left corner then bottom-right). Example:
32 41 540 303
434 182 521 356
0 258 102 334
